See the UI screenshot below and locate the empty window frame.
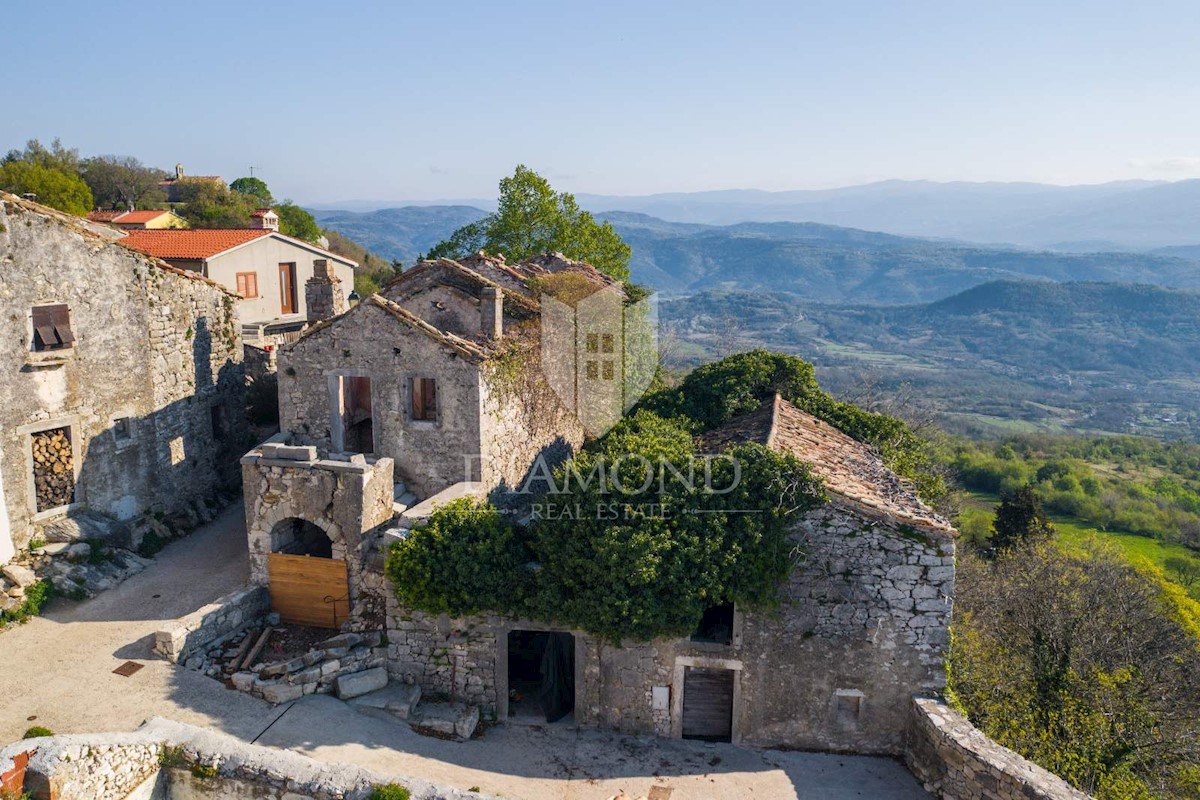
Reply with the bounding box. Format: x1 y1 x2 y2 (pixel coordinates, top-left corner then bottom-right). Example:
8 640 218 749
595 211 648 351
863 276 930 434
411 377 438 422
113 417 134 443
31 304 75 351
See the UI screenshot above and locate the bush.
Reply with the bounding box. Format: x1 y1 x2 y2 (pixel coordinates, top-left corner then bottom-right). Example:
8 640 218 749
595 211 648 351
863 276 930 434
369 785 412 800
0 579 53 626
22 725 53 738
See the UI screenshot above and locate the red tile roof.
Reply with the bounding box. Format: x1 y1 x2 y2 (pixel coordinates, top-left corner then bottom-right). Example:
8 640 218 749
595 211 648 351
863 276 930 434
87 210 126 222
119 229 271 260
116 210 172 224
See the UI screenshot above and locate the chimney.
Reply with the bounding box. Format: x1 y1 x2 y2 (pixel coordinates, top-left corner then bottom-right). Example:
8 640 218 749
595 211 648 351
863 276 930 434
480 286 503 340
305 259 346 322
251 208 279 231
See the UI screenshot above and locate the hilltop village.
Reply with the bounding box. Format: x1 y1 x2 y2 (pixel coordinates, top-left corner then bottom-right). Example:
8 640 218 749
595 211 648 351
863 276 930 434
0 185 1088 800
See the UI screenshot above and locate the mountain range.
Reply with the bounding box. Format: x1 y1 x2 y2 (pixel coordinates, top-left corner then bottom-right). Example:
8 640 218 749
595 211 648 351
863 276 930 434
312 206 1200 304
312 178 1200 250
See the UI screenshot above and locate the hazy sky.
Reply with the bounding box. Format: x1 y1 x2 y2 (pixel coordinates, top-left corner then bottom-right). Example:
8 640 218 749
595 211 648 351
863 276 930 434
3 1 1199 203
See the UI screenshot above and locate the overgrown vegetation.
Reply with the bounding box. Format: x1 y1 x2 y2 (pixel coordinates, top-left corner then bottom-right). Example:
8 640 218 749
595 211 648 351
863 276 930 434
0 579 53 626
22 725 53 738
368 785 412 800
950 544 1200 799
389 350 955 643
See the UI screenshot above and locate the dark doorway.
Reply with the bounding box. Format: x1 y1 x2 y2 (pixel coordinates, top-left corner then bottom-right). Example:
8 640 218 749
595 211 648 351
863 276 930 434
337 375 374 454
691 602 735 645
682 666 735 742
507 630 575 723
269 517 333 558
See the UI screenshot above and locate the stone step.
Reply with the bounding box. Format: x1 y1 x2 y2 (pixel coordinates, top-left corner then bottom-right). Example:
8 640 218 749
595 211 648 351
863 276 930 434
347 682 423 722
408 701 480 741
392 482 408 501
392 492 419 516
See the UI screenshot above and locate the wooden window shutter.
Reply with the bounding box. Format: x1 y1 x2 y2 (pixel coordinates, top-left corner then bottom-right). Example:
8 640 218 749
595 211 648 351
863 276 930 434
52 305 75 346
32 304 72 350
411 378 437 422
248 273 258 298
236 274 246 296
423 378 437 418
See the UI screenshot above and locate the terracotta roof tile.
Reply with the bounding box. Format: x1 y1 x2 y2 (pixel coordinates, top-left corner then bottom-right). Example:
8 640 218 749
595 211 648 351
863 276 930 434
113 210 172 224
86 210 126 222
698 395 955 536
118 229 271 259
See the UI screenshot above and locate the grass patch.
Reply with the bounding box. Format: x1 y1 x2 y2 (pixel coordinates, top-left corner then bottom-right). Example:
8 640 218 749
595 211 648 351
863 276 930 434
0 579 53 626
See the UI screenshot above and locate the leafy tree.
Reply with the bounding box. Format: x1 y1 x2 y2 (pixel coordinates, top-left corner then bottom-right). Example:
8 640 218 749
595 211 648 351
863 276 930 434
430 165 632 280
1165 556 1200 588
229 176 273 205
3 138 80 174
0 160 93 215
275 201 321 243
175 181 257 228
989 485 1055 553
81 155 167 210
951 545 1200 798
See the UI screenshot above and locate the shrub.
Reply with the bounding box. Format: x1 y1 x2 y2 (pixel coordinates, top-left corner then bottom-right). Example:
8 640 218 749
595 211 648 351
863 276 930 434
0 579 53 626
22 725 53 738
369 785 412 800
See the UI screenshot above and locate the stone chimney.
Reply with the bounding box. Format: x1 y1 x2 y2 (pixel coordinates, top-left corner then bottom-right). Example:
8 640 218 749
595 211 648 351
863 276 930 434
480 287 503 339
305 259 346 322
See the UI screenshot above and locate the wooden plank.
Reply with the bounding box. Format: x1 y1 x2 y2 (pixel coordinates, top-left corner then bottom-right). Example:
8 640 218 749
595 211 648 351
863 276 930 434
267 553 348 629
682 667 734 741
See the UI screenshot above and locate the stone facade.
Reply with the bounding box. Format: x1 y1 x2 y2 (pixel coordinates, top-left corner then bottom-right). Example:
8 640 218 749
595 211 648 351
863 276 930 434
0 194 246 565
906 696 1090 800
381 499 954 754
277 265 584 499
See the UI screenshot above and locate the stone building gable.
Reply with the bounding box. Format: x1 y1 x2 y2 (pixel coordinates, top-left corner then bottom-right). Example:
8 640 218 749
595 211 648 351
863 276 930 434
0 194 245 558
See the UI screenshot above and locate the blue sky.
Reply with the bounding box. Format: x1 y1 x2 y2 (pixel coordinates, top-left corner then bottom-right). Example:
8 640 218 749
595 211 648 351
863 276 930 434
3 1 1199 203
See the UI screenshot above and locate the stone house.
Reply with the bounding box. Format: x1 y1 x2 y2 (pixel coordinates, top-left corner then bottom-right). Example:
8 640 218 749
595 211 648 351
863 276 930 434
372 394 954 754
118 227 356 340
240 251 953 755
0 193 246 566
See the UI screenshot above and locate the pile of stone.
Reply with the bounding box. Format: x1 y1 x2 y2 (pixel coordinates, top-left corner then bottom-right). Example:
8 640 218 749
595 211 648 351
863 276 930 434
0 563 38 615
31 428 74 511
200 629 388 705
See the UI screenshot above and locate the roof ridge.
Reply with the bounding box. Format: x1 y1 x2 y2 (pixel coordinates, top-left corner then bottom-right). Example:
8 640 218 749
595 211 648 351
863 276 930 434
366 294 490 361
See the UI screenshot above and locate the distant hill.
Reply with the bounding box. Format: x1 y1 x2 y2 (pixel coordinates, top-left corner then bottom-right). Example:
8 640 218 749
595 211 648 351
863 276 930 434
313 206 1200 304
663 281 1200 439
312 205 488 264
579 179 1200 250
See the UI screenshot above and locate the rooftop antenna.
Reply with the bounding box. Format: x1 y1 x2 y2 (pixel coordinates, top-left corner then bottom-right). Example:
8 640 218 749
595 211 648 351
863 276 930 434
249 166 258 178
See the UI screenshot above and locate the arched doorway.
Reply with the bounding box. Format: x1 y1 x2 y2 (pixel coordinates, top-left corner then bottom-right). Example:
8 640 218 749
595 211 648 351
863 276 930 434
270 517 334 558
266 516 349 629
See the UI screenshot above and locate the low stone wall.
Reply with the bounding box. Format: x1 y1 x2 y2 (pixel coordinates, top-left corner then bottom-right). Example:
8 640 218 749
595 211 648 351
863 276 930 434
230 631 388 704
0 717 491 800
905 696 1091 800
154 586 270 666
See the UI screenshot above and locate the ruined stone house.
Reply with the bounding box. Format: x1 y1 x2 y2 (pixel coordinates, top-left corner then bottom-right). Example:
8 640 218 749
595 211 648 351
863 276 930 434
0 193 246 566
239 249 954 755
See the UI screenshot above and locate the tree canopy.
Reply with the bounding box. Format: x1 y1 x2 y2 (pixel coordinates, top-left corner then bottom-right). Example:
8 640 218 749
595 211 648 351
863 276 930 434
81 156 167 210
989 485 1055 553
0 160 93 215
229 176 273 204
275 201 321 243
429 165 632 280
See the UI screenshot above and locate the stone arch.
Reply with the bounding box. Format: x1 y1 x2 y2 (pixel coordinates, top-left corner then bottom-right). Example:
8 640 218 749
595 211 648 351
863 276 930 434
257 505 346 562
270 517 334 558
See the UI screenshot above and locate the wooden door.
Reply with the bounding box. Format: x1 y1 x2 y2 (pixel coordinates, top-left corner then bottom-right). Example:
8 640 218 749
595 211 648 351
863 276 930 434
279 262 297 314
682 667 735 741
267 553 349 628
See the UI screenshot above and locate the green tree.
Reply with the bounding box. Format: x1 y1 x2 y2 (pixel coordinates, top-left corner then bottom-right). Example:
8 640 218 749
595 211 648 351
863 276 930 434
275 202 321 242
1164 556 1200 588
430 165 632 280
3 138 80 174
989 485 1055 553
81 155 167 210
0 160 93 215
175 180 257 228
950 545 1200 798
229 176 273 205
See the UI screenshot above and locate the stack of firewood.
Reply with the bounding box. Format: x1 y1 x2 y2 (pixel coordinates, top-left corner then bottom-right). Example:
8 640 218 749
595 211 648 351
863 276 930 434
32 428 74 511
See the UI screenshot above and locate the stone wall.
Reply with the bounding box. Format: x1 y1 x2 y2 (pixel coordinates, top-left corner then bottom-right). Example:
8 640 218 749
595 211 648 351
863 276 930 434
0 716 491 800
381 500 953 753
0 195 245 561
278 301 485 497
906 696 1090 800
153 585 270 665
